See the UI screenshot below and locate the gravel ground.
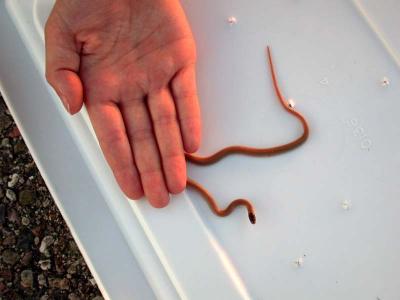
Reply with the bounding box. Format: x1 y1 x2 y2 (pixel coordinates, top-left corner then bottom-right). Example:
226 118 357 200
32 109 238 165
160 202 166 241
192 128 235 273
0 94 103 299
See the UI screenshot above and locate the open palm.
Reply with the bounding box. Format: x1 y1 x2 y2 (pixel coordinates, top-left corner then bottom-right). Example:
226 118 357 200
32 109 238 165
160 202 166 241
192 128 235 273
45 0 201 207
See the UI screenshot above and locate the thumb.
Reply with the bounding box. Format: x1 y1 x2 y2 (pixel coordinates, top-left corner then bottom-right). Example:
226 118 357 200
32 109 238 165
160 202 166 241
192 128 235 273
44 17 83 115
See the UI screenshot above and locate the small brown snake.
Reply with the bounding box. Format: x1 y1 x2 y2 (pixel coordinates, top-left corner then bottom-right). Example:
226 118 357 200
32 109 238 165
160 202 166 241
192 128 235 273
185 46 309 224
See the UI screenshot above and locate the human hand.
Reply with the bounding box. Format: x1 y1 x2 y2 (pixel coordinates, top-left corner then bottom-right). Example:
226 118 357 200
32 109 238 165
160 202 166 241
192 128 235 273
45 0 201 207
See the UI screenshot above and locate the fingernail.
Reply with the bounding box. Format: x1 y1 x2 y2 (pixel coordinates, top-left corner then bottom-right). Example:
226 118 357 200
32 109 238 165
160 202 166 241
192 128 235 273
160 195 170 207
60 95 71 114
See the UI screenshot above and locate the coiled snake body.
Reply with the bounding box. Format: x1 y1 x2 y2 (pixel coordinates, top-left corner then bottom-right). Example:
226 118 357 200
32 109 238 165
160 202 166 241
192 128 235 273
185 47 309 224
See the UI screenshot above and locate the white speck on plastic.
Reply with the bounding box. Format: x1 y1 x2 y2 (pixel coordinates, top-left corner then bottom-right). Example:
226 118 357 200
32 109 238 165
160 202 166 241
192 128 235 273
381 76 390 86
288 99 296 108
341 200 351 211
293 256 305 268
320 77 329 85
227 16 237 25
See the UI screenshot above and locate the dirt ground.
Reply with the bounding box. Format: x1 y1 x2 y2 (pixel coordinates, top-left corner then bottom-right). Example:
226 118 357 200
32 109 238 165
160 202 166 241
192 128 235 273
0 94 103 299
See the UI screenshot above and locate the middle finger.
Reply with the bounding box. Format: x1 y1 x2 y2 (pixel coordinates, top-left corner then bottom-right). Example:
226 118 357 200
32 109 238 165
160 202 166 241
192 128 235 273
121 97 169 208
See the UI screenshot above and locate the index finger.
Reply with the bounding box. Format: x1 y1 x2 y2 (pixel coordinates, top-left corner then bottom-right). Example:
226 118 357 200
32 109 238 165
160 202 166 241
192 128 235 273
86 101 144 200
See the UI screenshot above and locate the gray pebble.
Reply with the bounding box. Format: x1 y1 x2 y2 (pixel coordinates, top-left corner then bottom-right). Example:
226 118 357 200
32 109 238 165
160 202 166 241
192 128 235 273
6 189 16 201
42 198 51 208
48 277 58 288
21 251 33 266
48 277 69 290
7 173 19 188
16 228 33 250
7 208 19 223
20 269 34 288
40 295 49 300
1 137 10 147
92 297 104 300
2 249 19 265
24 161 35 172
38 259 51 271
68 240 80 255
68 293 81 300
0 203 5 224
21 216 30 226
89 278 97 286
13 139 26 154
0 281 7 293
37 274 47 286
39 235 55 253
2 235 16 246
38 186 48 192
19 190 34 206
0 115 12 131
59 278 70 290
43 249 51 258
67 260 80 275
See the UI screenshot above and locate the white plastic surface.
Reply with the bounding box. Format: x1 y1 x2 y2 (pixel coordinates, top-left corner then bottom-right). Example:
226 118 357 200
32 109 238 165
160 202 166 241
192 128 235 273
1 0 400 299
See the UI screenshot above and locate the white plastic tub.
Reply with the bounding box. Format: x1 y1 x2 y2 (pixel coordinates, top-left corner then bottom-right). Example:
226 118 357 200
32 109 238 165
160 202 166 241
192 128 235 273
1 0 400 299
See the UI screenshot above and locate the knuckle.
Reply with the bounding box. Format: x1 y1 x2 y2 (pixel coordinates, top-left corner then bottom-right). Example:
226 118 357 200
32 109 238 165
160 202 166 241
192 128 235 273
171 68 197 99
113 164 134 177
129 127 153 143
103 128 127 146
176 88 197 102
180 115 200 130
153 113 177 128
148 58 176 92
164 152 184 166
139 166 162 178
113 167 134 186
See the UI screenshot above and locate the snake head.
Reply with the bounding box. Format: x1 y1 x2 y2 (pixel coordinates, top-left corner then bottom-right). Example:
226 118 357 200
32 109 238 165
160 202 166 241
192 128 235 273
248 212 256 224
